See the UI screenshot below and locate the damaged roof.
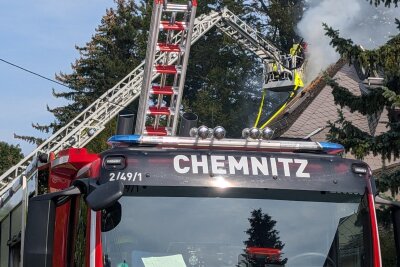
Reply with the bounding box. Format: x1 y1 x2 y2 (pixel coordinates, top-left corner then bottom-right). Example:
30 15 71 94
269 59 399 171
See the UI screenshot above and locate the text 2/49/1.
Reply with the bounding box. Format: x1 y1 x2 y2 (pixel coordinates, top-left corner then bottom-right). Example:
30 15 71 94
109 172 142 181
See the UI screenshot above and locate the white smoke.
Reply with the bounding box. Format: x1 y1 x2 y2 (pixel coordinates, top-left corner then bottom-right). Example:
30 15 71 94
298 0 400 82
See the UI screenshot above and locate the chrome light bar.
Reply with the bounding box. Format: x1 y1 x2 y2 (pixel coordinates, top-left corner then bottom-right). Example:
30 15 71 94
108 135 344 154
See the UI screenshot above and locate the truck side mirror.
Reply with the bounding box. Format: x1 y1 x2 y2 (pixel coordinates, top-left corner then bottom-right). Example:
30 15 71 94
85 181 124 211
102 201 122 232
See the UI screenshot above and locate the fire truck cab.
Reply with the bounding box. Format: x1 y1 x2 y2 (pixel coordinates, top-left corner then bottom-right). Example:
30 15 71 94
22 134 400 267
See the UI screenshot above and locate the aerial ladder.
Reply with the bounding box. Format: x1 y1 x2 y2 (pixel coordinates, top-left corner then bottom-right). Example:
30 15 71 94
0 3 307 216
215 8 306 130
135 0 198 136
216 8 305 93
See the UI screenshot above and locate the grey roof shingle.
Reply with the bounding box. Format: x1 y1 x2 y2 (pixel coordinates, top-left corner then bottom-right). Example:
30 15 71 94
282 67 370 138
274 61 399 170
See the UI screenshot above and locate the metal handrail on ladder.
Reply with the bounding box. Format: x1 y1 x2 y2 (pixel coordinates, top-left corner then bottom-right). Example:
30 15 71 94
218 8 281 61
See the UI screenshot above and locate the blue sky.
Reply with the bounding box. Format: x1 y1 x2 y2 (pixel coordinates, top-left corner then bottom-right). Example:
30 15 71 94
0 0 114 155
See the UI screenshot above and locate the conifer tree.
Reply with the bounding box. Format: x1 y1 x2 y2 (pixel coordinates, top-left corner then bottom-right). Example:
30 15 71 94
184 0 305 136
16 0 150 152
244 0 305 51
323 3 400 193
0 142 23 176
240 209 287 266
51 0 149 128
181 1 259 137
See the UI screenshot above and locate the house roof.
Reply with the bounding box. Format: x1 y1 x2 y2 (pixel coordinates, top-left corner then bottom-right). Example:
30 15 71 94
269 59 346 137
269 59 399 171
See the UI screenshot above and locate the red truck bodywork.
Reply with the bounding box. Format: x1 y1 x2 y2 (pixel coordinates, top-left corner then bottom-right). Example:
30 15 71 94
49 148 100 266
45 147 385 267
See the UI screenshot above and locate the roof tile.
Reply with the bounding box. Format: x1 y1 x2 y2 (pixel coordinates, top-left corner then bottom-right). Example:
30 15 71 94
279 62 392 170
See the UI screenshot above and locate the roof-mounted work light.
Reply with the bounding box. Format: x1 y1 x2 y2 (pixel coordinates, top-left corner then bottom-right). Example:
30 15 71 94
242 127 274 140
189 126 226 140
351 163 369 175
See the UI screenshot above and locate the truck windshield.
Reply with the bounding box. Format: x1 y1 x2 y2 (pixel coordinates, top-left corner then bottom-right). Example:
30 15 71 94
101 187 372 267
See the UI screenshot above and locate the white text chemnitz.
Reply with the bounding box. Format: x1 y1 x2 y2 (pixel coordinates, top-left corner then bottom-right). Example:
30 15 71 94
173 155 310 178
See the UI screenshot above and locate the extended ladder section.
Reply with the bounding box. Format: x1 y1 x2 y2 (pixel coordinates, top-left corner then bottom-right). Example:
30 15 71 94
217 8 281 62
135 0 198 136
0 5 304 203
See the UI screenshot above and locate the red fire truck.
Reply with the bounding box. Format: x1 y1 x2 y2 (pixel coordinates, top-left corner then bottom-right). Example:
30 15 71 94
1 1 398 266
23 132 400 267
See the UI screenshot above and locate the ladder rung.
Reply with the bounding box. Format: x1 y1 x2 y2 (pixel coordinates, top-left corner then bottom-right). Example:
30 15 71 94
159 21 187 31
148 106 171 116
156 43 182 53
151 85 176 95
145 126 169 136
164 3 189 13
154 65 179 74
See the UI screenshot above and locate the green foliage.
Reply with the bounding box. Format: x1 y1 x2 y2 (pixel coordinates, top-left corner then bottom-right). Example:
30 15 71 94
51 0 148 129
85 119 118 153
245 0 305 51
0 141 23 176
378 167 400 194
383 87 400 107
326 77 387 115
376 207 398 265
368 0 399 7
376 206 393 227
324 5 400 193
73 197 88 266
379 226 397 266
184 29 262 136
184 0 305 135
13 133 44 146
328 110 400 161
327 111 374 159
183 1 260 135
323 23 364 64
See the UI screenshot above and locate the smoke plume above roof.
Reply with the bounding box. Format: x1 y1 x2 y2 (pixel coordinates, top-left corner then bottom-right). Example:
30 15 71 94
298 0 400 82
